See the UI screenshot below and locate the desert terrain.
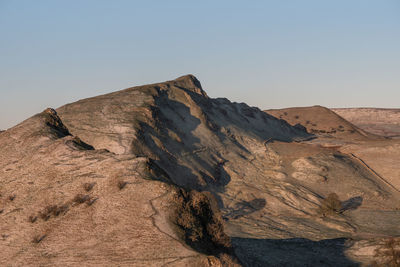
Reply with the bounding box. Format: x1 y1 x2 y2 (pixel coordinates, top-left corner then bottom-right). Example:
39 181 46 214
1 75 399 266
332 108 400 139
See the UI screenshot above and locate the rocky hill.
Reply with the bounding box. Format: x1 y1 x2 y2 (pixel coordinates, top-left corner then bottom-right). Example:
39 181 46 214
57 75 310 190
1 75 399 266
332 108 400 138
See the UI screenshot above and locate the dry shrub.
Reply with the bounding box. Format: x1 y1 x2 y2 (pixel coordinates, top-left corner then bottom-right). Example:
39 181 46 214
28 215 37 223
204 256 221 266
73 194 90 204
32 234 46 244
86 197 98 206
172 188 239 266
373 238 400 267
83 182 95 192
204 255 240 267
8 194 16 201
53 204 68 216
39 205 55 221
39 204 68 221
117 180 128 190
318 193 342 216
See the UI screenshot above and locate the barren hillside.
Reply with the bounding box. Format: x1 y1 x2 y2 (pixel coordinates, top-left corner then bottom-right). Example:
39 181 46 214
0 108 239 266
1 75 399 266
332 108 400 138
265 106 379 140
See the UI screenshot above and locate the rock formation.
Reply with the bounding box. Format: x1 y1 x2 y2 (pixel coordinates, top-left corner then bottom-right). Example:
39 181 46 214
1 75 399 266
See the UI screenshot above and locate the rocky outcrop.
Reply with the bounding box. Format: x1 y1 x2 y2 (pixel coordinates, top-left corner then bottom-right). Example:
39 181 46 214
57 74 311 189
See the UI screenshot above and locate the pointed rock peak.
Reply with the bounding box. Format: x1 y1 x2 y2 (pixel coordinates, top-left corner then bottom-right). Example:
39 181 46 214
42 107 70 137
44 108 58 116
172 74 208 97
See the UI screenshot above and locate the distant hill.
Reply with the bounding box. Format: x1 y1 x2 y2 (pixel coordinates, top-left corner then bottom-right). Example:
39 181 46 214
265 105 379 140
332 108 400 138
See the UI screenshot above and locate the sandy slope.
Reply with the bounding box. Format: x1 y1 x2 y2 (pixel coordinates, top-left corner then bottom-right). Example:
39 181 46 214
0 109 233 266
265 105 380 140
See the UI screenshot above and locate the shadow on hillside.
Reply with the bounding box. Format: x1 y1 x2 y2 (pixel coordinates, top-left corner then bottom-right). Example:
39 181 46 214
132 86 315 193
223 198 266 220
342 196 363 212
181 88 314 142
232 237 359 267
132 93 232 190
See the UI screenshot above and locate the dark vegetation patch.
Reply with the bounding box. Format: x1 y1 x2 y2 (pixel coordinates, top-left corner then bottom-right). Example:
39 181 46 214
172 189 240 265
8 194 16 201
32 234 46 244
86 197 98 206
73 194 90 204
39 204 69 221
83 182 96 192
318 193 342 217
373 238 400 266
28 215 37 223
34 192 97 224
117 180 128 190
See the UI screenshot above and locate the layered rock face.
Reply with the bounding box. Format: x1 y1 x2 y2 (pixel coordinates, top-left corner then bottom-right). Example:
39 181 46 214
57 75 311 189
1 75 399 266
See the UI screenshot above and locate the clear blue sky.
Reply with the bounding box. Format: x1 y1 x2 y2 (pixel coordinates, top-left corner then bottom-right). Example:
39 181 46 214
1 0 399 129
